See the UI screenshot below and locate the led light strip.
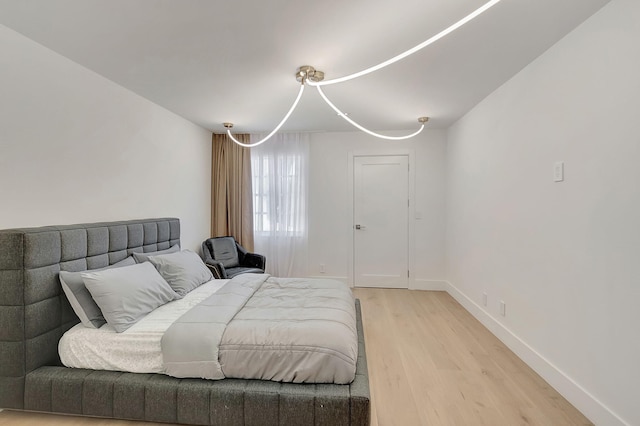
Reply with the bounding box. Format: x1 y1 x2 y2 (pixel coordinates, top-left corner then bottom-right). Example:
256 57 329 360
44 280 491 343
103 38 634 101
224 84 306 147
223 0 503 146
306 0 503 87
316 85 428 140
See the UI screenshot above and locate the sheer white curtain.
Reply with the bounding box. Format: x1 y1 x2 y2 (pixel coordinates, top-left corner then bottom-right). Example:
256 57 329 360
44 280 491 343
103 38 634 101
250 133 309 277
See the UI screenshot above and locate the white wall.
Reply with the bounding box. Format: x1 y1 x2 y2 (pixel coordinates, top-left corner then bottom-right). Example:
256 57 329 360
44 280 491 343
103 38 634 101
0 25 211 251
308 130 446 287
445 1 639 424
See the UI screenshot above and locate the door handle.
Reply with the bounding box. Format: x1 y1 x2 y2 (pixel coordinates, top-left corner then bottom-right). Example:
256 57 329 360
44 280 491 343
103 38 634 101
355 224 366 230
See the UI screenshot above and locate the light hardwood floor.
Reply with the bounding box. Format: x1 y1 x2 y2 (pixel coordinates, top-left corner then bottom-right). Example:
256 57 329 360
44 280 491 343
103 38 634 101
0 288 592 426
354 288 592 426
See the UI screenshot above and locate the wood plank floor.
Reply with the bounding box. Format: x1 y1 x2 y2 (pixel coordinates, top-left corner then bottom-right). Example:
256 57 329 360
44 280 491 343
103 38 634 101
0 288 592 426
355 289 592 426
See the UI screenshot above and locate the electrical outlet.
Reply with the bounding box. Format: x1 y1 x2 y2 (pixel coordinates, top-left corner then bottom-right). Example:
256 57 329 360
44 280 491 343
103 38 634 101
319 264 326 274
500 300 506 316
482 292 487 307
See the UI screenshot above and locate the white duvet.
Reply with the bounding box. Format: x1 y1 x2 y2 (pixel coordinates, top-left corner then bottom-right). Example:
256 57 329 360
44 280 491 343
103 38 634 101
58 279 229 373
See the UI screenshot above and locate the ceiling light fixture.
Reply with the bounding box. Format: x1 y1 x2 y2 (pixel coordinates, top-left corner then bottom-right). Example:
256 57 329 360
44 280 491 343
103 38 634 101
224 0 502 147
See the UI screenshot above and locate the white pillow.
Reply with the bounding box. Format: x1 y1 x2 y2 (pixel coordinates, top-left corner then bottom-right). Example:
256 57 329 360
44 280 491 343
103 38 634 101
82 262 180 332
147 250 213 297
59 256 136 328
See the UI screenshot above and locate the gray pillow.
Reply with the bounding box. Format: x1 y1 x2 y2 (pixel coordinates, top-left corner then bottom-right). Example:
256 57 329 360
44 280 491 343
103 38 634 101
59 256 136 328
82 262 180 333
148 250 214 297
132 243 180 264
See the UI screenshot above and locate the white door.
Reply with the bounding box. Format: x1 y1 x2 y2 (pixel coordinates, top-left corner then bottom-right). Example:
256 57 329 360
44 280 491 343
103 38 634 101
354 155 409 288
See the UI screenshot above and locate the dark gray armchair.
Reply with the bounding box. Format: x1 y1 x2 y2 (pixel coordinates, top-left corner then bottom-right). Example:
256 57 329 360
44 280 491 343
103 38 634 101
202 236 266 279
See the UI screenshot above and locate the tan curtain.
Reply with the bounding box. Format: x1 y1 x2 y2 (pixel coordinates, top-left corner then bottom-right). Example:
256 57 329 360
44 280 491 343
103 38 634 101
211 133 254 251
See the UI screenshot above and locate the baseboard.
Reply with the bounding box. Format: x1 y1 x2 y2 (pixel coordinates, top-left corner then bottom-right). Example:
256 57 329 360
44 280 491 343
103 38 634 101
444 280 629 426
307 275 349 285
411 279 447 291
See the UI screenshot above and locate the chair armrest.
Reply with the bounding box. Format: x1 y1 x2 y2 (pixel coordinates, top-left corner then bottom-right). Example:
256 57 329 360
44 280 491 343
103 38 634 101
244 253 266 270
205 260 227 279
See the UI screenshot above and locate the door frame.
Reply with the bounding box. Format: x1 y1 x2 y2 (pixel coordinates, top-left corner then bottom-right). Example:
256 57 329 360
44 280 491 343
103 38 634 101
347 149 416 289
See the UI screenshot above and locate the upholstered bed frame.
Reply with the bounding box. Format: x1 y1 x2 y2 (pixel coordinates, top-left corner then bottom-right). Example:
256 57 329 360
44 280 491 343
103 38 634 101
0 218 370 425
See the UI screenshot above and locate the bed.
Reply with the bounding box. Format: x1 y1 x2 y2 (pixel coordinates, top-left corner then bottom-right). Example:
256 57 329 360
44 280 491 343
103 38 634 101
0 218 370 425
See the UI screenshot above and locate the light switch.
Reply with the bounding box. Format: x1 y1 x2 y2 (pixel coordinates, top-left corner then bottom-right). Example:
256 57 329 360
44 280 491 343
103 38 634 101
554 161 564 182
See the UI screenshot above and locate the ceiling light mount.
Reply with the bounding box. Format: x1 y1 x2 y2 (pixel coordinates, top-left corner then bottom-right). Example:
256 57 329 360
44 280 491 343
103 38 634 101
295 65 324 84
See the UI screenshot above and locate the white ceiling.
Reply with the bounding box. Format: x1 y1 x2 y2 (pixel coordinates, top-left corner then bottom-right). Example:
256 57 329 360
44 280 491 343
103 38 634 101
0 0 610 133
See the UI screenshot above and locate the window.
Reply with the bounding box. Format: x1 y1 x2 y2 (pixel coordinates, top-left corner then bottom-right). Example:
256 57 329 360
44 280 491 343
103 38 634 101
251 140 307 236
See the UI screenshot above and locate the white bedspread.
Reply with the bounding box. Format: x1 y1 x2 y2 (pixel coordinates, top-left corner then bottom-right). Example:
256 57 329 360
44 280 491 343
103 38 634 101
58 279 229 373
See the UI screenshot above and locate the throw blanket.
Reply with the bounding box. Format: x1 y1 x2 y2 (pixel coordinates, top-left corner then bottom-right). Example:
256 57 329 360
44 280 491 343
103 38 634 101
161 274 358 384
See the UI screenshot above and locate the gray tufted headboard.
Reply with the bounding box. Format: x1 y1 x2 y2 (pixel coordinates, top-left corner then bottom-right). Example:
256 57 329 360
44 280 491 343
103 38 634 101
0 218 180 409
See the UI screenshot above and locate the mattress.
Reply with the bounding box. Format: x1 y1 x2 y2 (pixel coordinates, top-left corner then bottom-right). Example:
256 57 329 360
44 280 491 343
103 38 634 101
58 279 229 373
